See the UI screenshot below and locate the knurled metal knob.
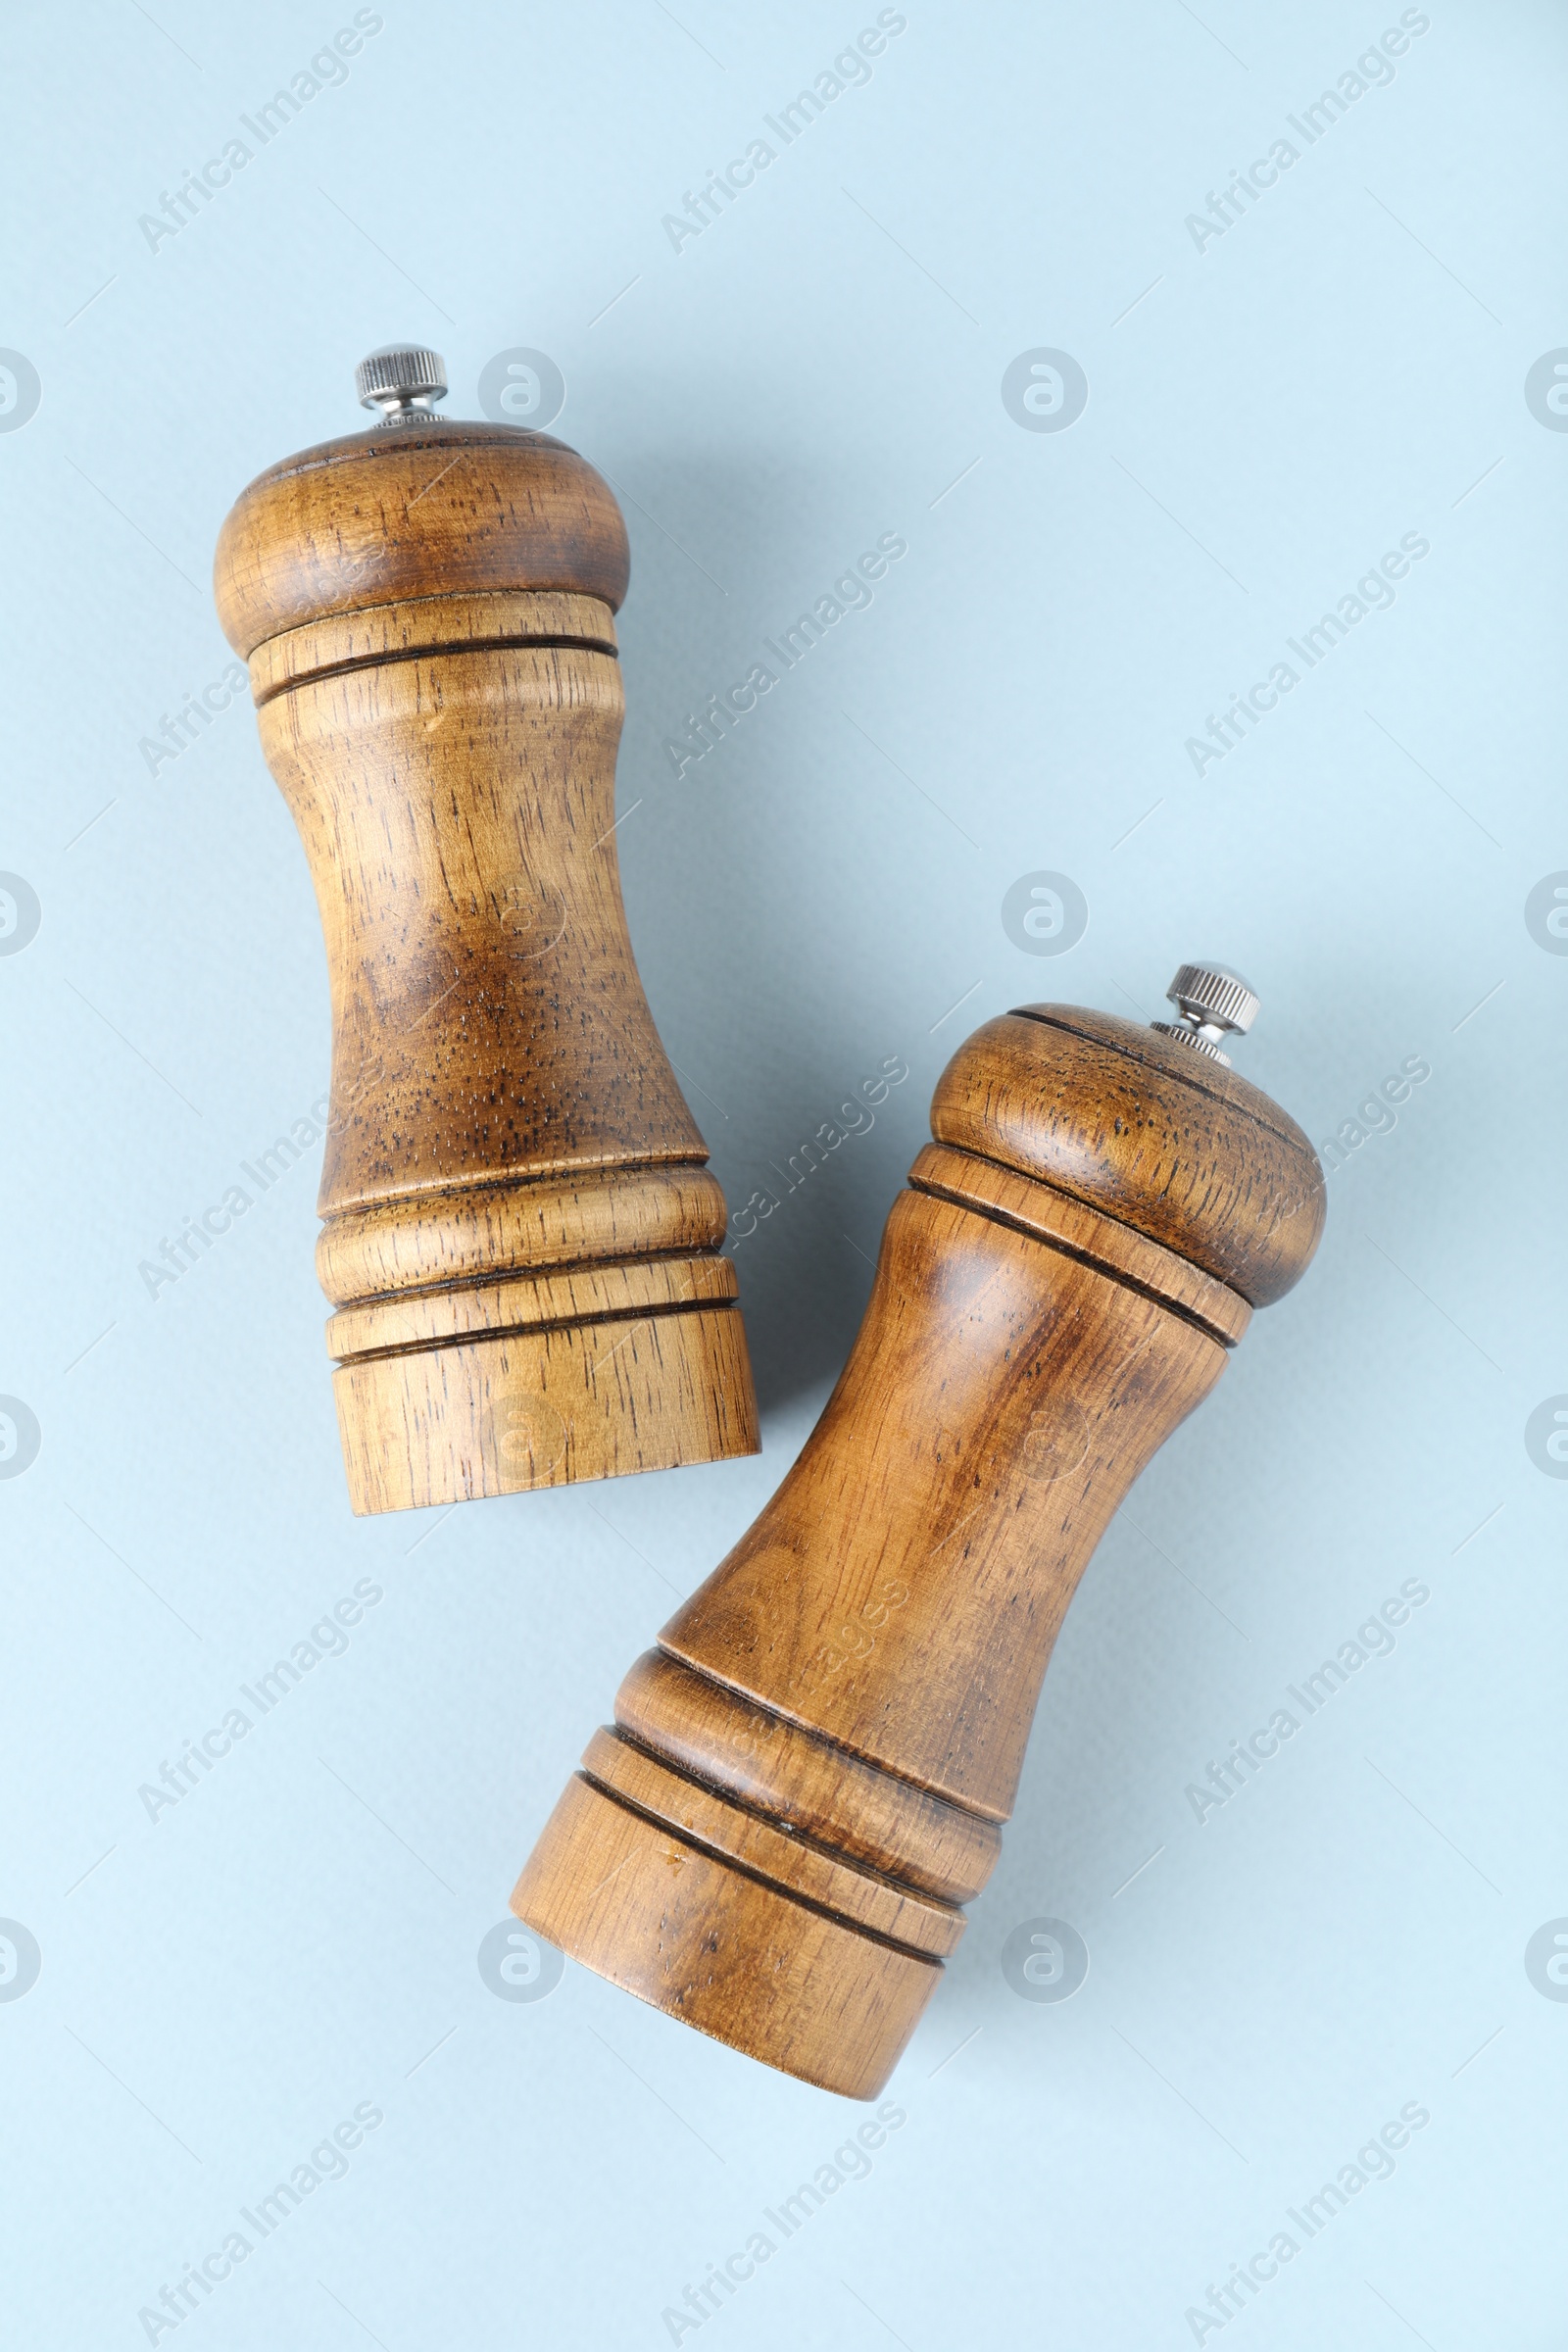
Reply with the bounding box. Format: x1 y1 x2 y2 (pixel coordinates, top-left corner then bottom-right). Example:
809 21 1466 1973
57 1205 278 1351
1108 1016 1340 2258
355 345 449 426
1151 962 1259 1066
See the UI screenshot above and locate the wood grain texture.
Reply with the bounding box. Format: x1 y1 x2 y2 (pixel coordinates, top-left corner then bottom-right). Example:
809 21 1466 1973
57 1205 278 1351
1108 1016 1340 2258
332 1297 758 1515
580 1727 964 1958
316 1163 730 1306
248 589 619 703
932 1006 1324 1306
513 1002 1325 2095
660 1189 1228 1816
258 642 702 1203
907 1139 1251 1347
512 1772 942 2101
215 424 629 653
214 419 756 1513
612 1646 1004 1903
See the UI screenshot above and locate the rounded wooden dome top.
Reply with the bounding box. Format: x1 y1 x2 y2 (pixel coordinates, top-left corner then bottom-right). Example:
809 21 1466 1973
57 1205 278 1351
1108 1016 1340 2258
931 1004 1325 1308
214 423 630 659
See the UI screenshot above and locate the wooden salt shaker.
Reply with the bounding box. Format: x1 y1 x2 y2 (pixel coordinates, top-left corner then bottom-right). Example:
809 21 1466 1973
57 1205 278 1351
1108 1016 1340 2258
511 968 1325 2096
214 348 758 1514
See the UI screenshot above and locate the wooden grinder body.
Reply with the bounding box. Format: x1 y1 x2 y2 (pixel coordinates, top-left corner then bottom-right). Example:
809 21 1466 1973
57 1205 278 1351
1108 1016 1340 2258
512 1005 1324 2097
214 422 758 1513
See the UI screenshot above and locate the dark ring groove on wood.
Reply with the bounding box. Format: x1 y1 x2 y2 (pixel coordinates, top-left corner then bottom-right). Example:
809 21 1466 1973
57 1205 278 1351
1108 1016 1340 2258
934 1007 1325 1306
326 1241 734 1317
1011 1004 1311 1148
572 1772 952 1967
583 1726 966 1957
251 632 621 708
315 1152 716 1229
651 1642 1014 1822
601 1724 963 1908
908 1153 1250 1348
910 1171 1242 1348
616 1647 1004 1904
332 1294 743 1371
653 1646 1020 1825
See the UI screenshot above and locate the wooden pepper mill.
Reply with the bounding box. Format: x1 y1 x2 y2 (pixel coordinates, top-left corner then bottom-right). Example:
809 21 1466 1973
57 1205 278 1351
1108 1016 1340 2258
213 347 759 1514
512 969 1325 2096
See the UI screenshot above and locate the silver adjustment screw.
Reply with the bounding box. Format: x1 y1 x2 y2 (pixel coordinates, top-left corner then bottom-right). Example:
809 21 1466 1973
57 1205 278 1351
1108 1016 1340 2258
354 344 449 427
1151 962 1259 1066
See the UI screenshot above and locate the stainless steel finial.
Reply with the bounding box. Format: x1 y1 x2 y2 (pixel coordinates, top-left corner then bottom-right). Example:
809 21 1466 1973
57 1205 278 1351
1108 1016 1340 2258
354 345 449 427
1151 963 1260 1066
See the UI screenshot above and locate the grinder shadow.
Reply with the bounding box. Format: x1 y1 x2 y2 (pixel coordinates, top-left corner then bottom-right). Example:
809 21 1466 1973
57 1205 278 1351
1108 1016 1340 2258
605 441 930 1417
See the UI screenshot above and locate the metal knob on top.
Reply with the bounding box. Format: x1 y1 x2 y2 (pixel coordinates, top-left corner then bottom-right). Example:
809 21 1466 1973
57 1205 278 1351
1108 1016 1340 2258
354 344 449 426
1151 962 1260 1065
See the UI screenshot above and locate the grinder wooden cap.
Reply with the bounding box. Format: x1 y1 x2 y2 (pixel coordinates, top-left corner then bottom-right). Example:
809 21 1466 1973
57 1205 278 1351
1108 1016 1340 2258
214 422 629 658
931 1004 1325 1307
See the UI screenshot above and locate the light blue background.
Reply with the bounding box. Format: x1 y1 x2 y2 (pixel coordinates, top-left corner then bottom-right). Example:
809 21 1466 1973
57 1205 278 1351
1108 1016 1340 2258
3 3 1565 2345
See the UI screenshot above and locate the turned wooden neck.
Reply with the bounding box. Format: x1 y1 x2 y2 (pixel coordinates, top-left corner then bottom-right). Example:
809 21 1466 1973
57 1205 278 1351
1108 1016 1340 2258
649 1138 1245 1842
254 591 710 1254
